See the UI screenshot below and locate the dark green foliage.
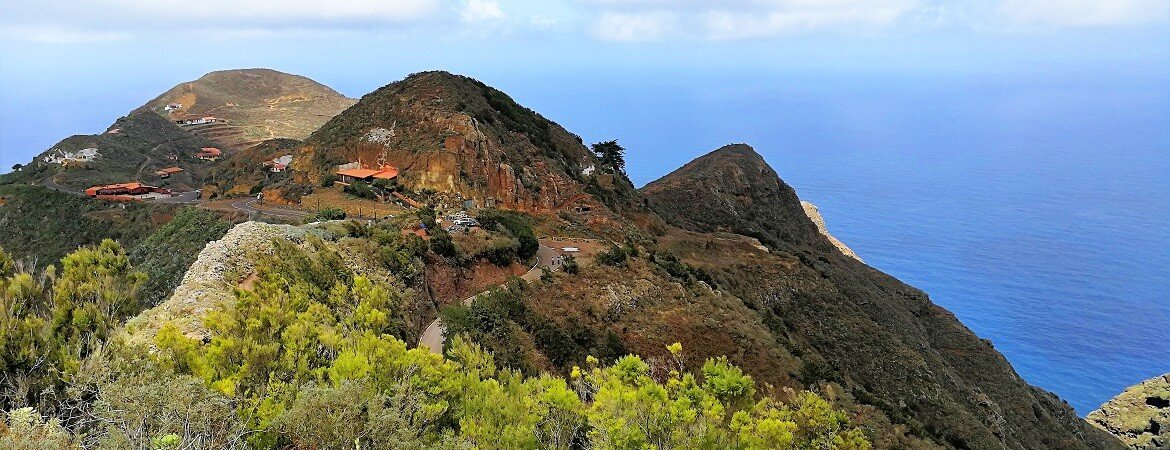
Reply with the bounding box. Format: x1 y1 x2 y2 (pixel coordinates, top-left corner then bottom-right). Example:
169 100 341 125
130 208 231 308
0 185 172 267
476 209 538 260
591 140 626 174
441 281 627 373
319 173 339 187
315 207 346 220
343 181 376 199
596 245 629 267
416 205 437 228
428 228 457 258
561 255 579 274
0 241 146 410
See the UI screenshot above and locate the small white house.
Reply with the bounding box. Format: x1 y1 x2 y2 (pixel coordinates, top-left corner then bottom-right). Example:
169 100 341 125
164 103 182 112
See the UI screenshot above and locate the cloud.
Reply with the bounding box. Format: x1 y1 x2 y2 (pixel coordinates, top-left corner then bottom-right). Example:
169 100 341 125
997 0 1170 27
578 0 1170 40
702 0 917 39
0 0 444 43
461 0 507 23
592 11 677 41
0 25 131 44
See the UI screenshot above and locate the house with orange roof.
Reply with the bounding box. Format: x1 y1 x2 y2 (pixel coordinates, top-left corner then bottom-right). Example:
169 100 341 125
195 147 222 161
336 165 399 184
85 182 170 199
154 167 184 178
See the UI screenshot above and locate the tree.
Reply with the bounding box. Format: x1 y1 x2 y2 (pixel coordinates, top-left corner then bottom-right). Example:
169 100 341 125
10 164 21 172
591 140 626 174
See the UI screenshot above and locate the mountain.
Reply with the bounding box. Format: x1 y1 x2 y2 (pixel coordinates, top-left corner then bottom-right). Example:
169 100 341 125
10 69 352 191
10 110 216 190
641 144 1122 449
1089 374 1170 448
288 71 639 214
140 68 355 151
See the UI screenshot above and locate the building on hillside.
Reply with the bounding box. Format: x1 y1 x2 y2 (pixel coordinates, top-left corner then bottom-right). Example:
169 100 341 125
195 147 222 161
164 103 182 112
43 148 99 165
269 154 293 173
336 166 399 184
176 117 218 125
154 167 184 178
85 182 170 199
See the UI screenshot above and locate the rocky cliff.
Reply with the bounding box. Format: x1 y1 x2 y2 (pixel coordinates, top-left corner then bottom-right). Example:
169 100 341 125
802 200 863 261
1089 374 1170 448
641 144 1122 449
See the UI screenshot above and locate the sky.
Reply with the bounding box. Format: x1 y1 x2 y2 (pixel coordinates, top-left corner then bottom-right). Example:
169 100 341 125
2 0 1168 173
0 0 1168 173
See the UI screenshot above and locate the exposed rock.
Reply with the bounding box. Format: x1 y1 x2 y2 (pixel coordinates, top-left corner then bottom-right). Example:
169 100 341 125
801 200 862 262
123 221 304 344
1089 374 1170 449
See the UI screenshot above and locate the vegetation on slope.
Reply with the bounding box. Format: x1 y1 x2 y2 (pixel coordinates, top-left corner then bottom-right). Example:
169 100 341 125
17 110 217 190
641 144 1123 449
0 237 868 449
0 185 170 265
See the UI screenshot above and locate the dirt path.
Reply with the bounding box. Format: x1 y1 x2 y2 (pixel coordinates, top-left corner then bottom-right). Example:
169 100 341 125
418 243 561 353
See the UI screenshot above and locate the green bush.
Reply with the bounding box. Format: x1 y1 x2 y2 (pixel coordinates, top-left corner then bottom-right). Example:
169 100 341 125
477 209 538 260
596 245 628 267
316 207 346 220
429 228 458 258
343 181 376 199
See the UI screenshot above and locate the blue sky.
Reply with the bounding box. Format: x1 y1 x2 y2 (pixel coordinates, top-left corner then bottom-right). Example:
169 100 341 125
1 0 1168 172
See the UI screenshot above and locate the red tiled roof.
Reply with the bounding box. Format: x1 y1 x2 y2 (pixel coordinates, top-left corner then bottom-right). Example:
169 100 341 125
336 166 398 180
155 166 183 175
336 168 381 179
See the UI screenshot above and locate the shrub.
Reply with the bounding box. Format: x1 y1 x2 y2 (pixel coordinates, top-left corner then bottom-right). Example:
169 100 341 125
316 207 346 220
561 255 579 274
429 228 458 258
596 245 628 267
343 181 376 199
320 173 339 187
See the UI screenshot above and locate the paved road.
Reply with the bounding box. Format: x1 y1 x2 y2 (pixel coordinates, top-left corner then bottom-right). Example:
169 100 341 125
419 243 560 353
39 177 83 196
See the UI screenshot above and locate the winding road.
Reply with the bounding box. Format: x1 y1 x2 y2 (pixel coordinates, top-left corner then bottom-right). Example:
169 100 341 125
418 243 561 353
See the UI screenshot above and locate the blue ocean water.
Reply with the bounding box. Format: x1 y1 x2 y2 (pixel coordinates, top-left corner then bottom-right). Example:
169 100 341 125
514 70 1170 415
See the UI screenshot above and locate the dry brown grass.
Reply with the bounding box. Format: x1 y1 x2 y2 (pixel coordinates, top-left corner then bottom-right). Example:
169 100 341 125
299 187 408 219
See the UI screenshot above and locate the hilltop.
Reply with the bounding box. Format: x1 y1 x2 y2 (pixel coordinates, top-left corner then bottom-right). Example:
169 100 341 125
8 69 353 192
640 144 1122 449
141 68 355 151
287 71 639 215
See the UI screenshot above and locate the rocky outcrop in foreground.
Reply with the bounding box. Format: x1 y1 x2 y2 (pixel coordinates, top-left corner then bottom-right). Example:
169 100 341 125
1089 374 1170 449
124 221 304 345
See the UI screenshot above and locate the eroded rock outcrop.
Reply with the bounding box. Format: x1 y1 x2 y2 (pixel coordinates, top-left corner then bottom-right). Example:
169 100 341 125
123 221 304 344
1089 374 1170 449
801 200 862 262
